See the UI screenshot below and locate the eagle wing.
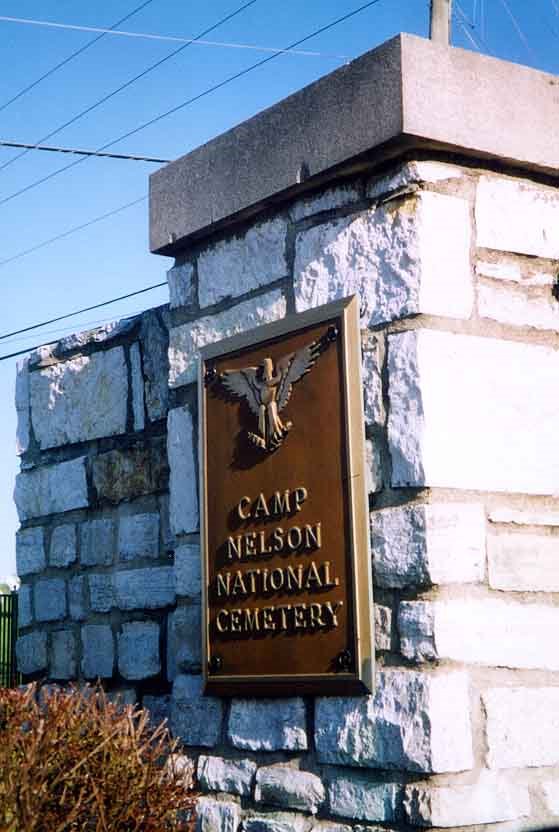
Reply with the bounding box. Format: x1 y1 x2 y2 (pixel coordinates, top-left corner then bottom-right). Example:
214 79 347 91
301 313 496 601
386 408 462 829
276 339 322 412
219 367 261 416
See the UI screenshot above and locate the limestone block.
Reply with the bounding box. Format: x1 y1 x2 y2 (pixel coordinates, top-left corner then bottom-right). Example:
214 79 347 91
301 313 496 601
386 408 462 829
80 518 115 567
541 781 559 815
294 193 472 326
404 779 530 827
30 348 128 448
92 439 168 504
17 631 47 674
488 532 559 591
171 674 223 747
68 575 86 621
15 358 30 455
365 440 383 495
398 598 559 670
484 687 559 768
489 507 559 526
141 309 170 421
367 161 465 199
49 524 77 568
290 184 361 222
118 621 160 680
130 342 145 431
327 774 400 822
361 332 384 427
114 566 175 610
18 585 32 628
175 543 202 598
34 578 66 623
118 512 160 561
387 329 559 494
15 457 88 521
255 767 325 814
477 256 556 286
168 290 287 387
198 217 287 307
228 699 307 752
371 503 485 588
315 669 472 773
167 604 202 679
476 175 559 258
198 755 257 798
168 262 195 310
168 407 199 535
374 604 392 652
197 797 241 832
16 527 46 576
50 630 77 679
81 624 114 679
88 573 115 612
479 281 559 331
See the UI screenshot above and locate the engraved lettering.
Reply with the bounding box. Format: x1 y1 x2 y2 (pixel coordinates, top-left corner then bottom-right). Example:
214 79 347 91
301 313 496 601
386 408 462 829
227 536 243 560
304 522 321 550
271 527 284 552
323 601 343 627
231 571 248 596
230 609 242 632
245 569 260 593
309 602 326 627
286 526 303 551
216 609 229 632
286 564 303 591
293 486 308 512
305 560 323 589
270 568 284 591
216 573 231 597
293 604 307 628
262 606 276 630
253 492 270 518
243 607 261 632
278 604 292 629
244 532 257 556
271 489 291 515
257 530 272 554
237 496 251 520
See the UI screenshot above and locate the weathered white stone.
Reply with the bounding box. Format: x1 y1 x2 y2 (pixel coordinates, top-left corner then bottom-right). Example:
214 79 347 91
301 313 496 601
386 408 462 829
541 781 559 815
374 604 392 652
228 699 307 752
16 631 47 674
118 621 160 680
310 824 351 832
365 440 383 494
168 406 199 535
118 512 160 561
15 358 31 455
476 175 559 259
18 585 32 627
328 775 400 822
130 342 145 431
197 797 241 832
484 687 559 768
68 575 86 621
81 624 114 679
167 604 201 679
294 193 472 326
477 256 556 286
49 524 77 568
175 543 202 597
399 598 559 670
141 309 170 421
30 348 128 448
489 507 559 526
168 262 195 310
315 669 472 773
361 332 384 427
404 778 530 827
115 566 175 610
15 457 88 521
488 531 559 591
16 527 46 576
88 573 114 612
290 184 361 222
255 767 325 814
169 290 287 387
198 218 287 307
80 518 115 567
34 578 66 622
36 317 137 361
479 281 559 331
371 503 485 588
171 674 223 747
50 630 77 679
387 329 559 494
243 813 311 832
368 161 464 199
198 755 256 797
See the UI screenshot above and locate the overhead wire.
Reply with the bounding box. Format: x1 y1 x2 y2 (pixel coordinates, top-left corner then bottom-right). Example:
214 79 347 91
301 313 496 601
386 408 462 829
454 1 488 52
497 0 538 63
0 140 169 163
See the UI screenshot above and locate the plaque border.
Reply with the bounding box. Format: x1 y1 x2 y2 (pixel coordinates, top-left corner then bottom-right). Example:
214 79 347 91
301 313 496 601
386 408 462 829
198 295 374 696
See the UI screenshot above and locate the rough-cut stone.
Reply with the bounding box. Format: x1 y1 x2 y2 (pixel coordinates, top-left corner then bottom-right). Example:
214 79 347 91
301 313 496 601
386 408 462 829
228 699 307 752
15 457 88 521
49 524 77 568
18 584 32 628
68 575 86 621
310 824 351 832
488 532 559 591
294 193 472 326
198 218 287 307
399 598 559 670
16 527 46 576
115 566 175 610
365 440 383 494
315 669 472 773
167 604 202 679
141 309 170 421
175 543 202 597
476 175 559 259
92 439 168 504
30 317 137 363
374 604 392 652
17 631 47 674
197 797 241 832
168 262 195 310
371 503 485 588
361 332 384 427
489 507 559 526
477 256 556 286
290 184 361 222
198 755 257 798
15 358 31 455
387 329 559 494
328 775 400 822
143 694 171 726
255 767 325 814
80 518 115 567
168 290 287 387
88 573 115 612
30 348 128 448
118 621 160 680
541 781 559 815
81 624 114 679
34 578 66 622
171 674 223 747
118 512 160 561
404 779 530 827
243 814 311 832
168 407 199 535
130 342 145 431
479 281 559 331
485 687 559 768
367 160 465 199
50 630 77 679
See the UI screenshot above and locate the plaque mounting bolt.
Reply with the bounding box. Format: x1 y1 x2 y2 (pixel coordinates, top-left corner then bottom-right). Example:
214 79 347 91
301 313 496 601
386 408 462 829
204 365 218 386
327 325 339 342
209 655 223 673
336 649 353 672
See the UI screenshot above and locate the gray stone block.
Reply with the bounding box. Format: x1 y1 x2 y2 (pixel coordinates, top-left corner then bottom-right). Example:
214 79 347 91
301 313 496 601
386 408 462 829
143 694 171 727
167 604 202 679
49 524 77 568
88 573 115 612
118 512 160 561
115 566 175 610
197 797 241 832
15 358 30 456
15 457 88 521
141 308 170 421
34 578 67 623
175 543 201 598
130 342 145 432
198 755 256 798
80 518 115 567
68 575 86 621
50 630 77 679
118 621 160 680
171 674 223 747
327 774 401 822
228 699 307 752
92 440 168 504
18 585 32 628
17 631 47 675
255 767 325 814
167 407 199 535
81 624 114 679
167 263 195 311
242 814 311 832
16 527 46 576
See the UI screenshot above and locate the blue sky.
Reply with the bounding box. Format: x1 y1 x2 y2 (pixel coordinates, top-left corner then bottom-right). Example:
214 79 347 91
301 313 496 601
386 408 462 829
1 0 558 576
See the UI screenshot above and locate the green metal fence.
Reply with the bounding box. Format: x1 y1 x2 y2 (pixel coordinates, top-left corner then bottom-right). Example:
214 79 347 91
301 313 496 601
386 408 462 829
0 592 19 688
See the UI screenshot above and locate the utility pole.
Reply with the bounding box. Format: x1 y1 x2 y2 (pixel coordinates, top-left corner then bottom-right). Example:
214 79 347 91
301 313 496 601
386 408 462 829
430 0 452 45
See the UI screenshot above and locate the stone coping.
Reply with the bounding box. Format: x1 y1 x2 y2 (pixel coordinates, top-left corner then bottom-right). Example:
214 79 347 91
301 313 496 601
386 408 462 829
149 32 559 255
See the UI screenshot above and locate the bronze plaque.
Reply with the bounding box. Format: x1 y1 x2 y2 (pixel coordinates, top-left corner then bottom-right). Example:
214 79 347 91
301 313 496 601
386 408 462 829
199 296 373 695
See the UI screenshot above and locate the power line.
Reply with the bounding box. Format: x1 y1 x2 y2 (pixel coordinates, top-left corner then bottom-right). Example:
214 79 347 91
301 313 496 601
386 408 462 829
498 0 538 63
0 0 383 208
0 15 352 60
0 0 156 115
0 139 169 163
